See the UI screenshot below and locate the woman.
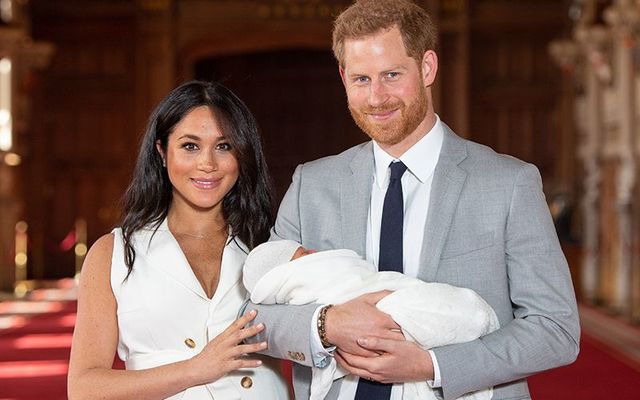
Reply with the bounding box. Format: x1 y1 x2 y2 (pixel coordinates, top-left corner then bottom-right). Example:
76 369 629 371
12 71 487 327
68 81 289 399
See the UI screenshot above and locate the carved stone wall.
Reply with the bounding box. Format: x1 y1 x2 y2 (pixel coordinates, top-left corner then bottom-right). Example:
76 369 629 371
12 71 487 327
551 0 640 320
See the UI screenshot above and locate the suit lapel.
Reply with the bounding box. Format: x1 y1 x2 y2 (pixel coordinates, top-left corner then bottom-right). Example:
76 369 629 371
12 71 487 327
340 142 374 258
418 125 468 282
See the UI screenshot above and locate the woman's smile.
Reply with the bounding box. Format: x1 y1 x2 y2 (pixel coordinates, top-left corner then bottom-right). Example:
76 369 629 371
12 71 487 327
191 177 222 190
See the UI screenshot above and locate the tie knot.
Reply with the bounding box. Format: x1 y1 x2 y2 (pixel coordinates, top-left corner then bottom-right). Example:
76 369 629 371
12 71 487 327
389 161 407 181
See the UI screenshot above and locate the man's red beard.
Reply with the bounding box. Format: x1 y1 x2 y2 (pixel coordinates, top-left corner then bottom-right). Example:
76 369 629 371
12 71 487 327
348 86 429 146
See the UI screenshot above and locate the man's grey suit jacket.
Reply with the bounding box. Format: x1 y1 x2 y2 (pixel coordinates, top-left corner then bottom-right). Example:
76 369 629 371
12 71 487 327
250 125 580 400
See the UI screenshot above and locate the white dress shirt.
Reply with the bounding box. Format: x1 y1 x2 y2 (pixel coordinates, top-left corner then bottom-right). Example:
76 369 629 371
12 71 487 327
310 116 445 399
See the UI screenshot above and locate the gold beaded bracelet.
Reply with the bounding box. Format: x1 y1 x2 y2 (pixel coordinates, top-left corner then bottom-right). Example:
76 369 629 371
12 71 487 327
317 304 334 348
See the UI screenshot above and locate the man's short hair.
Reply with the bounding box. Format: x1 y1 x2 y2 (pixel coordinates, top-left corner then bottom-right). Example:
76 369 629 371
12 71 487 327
332 0 438 67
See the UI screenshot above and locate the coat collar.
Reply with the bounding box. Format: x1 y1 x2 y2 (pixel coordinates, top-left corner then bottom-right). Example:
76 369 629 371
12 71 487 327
340 142 374 258
338 124 468 280
138 219 246 302
372 115 444 186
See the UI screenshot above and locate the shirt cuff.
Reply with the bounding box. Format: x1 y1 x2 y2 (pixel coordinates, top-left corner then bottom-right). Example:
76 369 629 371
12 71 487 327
309 305 336 368
426 349 442 388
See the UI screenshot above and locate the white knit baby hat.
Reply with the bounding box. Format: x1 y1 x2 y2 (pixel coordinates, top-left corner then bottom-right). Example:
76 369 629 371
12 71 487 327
243 240 302 292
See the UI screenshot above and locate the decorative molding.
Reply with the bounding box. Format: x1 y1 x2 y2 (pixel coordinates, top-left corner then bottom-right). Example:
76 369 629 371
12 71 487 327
549 39 580 74
575 25 613 84
604 0 640 43
256 1 345 20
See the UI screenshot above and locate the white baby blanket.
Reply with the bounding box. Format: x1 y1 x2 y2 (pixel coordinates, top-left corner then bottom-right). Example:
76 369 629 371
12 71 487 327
245 248 499 400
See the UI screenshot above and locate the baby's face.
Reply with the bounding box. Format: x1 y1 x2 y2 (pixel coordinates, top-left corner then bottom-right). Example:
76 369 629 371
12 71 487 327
291 246 316 260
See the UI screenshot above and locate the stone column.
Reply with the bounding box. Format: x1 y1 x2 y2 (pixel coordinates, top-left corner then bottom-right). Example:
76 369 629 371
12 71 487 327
549 38 582 292
574 25 611 303
603 0 638 314
0 23 53 291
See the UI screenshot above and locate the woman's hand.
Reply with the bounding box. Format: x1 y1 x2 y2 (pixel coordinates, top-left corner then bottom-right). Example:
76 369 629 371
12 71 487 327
187 309 267 385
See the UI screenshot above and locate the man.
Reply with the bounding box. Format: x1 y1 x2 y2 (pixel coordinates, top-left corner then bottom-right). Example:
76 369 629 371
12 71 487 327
247 1 580 399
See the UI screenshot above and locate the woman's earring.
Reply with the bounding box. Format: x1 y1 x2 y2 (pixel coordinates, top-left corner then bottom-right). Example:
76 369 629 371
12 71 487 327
162 159 166 168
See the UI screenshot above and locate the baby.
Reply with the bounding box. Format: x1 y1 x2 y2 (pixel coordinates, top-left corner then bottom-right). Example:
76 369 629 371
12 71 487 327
243 240 499 400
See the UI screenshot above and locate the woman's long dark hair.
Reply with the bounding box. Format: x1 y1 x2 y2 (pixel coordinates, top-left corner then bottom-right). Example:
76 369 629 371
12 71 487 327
120 80 274 275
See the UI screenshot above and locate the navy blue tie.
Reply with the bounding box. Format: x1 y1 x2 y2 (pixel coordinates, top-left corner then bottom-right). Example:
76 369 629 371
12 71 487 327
354 161 407 400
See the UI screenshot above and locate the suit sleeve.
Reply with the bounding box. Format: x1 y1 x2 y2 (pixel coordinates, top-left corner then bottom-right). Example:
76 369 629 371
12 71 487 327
243 165 319 367
433 163 580 399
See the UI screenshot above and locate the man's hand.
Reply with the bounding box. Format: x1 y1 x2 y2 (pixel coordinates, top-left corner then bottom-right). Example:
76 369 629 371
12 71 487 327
324 291 403 357
335 337 435 383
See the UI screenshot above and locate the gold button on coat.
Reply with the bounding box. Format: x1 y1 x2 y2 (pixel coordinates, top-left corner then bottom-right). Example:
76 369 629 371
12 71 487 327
184 338 196 348
240 376 253 389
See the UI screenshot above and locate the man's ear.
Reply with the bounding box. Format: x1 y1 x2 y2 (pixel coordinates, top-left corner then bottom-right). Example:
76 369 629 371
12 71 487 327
421 50 438 87
339 66 348 89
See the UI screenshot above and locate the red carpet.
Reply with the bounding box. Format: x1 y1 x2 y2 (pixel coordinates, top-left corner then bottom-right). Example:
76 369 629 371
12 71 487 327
1 286 639 399
528 334 640 399
0 299 76 400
